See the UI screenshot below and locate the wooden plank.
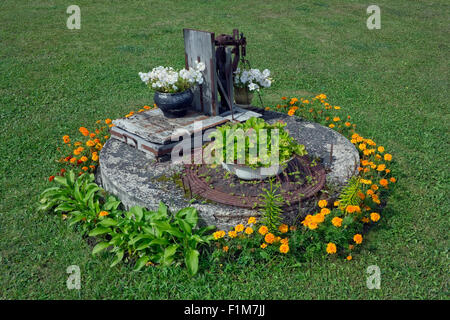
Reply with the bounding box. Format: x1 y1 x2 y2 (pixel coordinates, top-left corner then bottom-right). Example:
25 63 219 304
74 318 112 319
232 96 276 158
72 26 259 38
183 28 218 116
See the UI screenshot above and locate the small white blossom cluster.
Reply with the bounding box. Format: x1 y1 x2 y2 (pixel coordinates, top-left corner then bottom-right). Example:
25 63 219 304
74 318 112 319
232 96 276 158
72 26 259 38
139 61 205 93
234 68 272 91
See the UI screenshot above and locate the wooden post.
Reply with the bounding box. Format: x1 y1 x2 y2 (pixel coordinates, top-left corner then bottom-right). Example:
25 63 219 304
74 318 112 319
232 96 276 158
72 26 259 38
183 28 219 116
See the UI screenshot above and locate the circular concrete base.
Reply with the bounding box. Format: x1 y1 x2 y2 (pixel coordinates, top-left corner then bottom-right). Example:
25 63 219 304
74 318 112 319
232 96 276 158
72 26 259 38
98 110 359 230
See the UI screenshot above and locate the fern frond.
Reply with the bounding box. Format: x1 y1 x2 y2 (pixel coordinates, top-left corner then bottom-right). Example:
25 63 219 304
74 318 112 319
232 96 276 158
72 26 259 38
338 176 362 213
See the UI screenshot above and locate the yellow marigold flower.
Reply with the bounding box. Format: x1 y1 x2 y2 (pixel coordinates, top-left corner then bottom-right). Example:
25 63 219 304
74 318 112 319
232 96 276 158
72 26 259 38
303 99 309 104
346 255 352 261
377 164 386 172
326 242 337 254
86 140 95 147
334 106 340 110
265 107 270 110
334 201 340 207
356 136 364 143
80 156 88 162
287 108 296 116
320 208 331 215
279 244 290 254
92 152 99 161
367 189 374 196
328 124 335 128
308 221 318 230
384 153 392 161
370 212 380 222
213 230 226 240
247 216 256 225
378 146 384 153
331 217 343 227
333 117 340 122
228 230 237 238
99 211 109 217
265 233 275 244
318 199 327 208
353 234 363 244
346 205 361 213
235 224 244 233
222 246 229 252
278 224 289 233
260 243 267 249
258 225 268 235
244 227 254 235
280 238 289 245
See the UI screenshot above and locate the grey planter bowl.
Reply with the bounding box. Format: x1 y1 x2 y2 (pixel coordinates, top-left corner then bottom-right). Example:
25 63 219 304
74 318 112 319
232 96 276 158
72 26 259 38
154 88 193 118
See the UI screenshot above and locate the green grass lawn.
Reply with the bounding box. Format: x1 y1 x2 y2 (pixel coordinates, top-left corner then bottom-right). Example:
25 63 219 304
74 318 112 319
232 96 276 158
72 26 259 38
0 0 448 299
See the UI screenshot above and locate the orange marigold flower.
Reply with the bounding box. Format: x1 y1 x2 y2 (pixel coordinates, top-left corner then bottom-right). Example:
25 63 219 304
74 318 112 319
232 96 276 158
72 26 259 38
377 146 385 153
279 244 289 254
265 107 270 110
63 135 70 143
287 108 296 116
370 212 380 222
371 184 379 191
89 133 96 139
213 230 226 240
280 238 289 245
105 118 112 124
379 179 388 187
289 98 298 105
361 217 370 223
334 201 340 207
80 156 88 162
353 234 363 244
384 153 392 161
331 217 343 227
320 208 331 215
345 122 351 127
333 117 340 122
79 127 89 136
92 152 99 161
143 105 151 110
278 224 289 233
264 233 275 244
281 96 287 100
86 140 95 147
99 211 109 217
346 255 352 261
70 157 77 164
318 199 327 208
329 124 335 128
377 164 386 172
326 242 337 254
390 177 396 183
48 175 55 182
260 243 267 249
222 246 229 252
258 225 268 235
82 166 88 171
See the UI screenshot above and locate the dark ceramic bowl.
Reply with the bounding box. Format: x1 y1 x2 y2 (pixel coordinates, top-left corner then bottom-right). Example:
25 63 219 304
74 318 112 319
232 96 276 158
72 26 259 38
154 89 193 118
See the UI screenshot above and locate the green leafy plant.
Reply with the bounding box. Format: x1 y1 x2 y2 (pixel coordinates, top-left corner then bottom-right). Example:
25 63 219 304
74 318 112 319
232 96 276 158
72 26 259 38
260 179 284 232
210 117 307 168
338 176 362 213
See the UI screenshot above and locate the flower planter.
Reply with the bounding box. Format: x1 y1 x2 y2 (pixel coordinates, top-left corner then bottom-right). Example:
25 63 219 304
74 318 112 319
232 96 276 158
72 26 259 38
233 86 254 105
153 88 193 118
221 159 291 180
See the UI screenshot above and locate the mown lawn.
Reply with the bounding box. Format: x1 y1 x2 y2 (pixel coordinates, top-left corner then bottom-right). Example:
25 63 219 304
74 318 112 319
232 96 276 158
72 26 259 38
0 0 448 299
